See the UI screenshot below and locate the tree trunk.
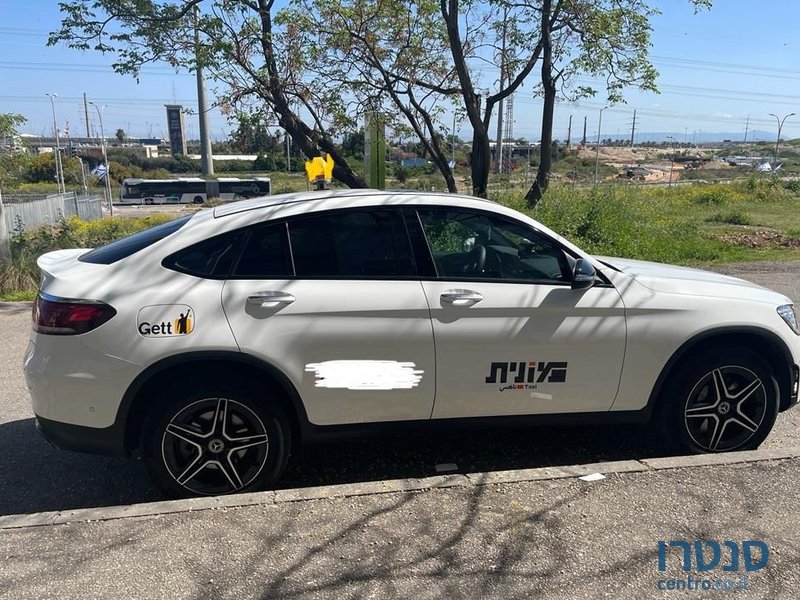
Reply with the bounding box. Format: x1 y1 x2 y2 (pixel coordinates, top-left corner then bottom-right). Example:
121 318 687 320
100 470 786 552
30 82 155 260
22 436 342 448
525 0 554 207
471 129 491 197
525 81 555 206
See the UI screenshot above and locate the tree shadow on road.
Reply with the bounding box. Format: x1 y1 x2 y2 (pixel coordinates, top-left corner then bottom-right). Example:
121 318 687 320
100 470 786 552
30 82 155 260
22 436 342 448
0 416 673 517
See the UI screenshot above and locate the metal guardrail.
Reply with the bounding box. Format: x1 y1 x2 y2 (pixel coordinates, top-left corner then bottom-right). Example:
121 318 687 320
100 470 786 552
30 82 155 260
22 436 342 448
1 192 103 234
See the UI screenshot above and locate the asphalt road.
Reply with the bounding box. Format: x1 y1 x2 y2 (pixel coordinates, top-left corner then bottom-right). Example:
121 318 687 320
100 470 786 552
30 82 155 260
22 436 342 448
1 262 800 518
2 460 799 599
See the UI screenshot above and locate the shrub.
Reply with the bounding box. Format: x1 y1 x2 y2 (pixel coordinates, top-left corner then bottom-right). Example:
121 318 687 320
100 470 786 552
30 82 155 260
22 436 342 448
705 211 752 226
2 215 175 295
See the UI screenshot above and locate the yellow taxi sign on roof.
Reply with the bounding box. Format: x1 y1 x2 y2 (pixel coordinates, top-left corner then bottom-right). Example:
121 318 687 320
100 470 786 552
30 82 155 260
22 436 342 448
305 154 335 188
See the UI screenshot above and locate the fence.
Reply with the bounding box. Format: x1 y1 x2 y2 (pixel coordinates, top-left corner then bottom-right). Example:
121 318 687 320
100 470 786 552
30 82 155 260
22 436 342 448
1 192 104 234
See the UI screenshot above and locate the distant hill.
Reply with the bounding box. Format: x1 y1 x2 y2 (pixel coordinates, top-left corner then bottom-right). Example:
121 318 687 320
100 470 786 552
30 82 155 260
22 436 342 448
607 130 781 144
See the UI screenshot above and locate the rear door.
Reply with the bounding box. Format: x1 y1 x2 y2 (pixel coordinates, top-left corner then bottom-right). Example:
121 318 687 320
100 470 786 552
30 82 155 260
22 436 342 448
221 207 436 426
411 206 627 419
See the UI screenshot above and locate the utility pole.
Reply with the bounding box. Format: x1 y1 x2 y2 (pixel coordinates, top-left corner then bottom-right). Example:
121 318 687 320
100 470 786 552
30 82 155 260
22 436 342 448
743 114 750 145
566 115 572 147
582 116 587 146
193 6 214 175
594 107 607 185
89 101 114 217
83 93 92 138
45 93 65 194
768 112 795 166
494 6 508 174
630 109 637 147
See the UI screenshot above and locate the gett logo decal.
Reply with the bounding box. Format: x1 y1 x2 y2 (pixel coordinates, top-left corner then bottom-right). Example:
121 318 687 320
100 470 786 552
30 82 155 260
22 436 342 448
137 305 194 337
485 361 567 391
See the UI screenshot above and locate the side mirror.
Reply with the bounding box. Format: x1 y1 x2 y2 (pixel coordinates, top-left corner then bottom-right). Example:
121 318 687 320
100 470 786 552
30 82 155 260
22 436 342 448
572 258 596 290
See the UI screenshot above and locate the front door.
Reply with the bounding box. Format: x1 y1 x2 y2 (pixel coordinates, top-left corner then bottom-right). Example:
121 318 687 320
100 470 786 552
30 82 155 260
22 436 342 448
414 207 626 419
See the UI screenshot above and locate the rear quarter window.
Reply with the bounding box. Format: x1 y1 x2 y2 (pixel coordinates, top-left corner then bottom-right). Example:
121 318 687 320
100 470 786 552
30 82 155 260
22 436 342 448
79 216 191 265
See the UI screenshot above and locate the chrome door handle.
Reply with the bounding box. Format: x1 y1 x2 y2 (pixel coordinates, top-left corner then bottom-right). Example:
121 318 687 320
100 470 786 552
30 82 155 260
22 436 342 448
247 291 296 305
440 289 483 306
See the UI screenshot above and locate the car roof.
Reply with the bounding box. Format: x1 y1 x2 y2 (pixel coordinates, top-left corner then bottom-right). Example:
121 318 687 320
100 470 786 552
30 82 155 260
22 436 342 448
212 188 496 218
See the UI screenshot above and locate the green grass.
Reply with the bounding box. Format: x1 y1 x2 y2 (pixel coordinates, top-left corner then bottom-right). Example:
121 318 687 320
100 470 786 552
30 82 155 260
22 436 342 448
497 179 800 266
0 289 36 302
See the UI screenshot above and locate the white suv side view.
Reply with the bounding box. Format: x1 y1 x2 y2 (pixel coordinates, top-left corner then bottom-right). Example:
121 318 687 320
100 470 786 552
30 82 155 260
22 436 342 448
24 190 800 497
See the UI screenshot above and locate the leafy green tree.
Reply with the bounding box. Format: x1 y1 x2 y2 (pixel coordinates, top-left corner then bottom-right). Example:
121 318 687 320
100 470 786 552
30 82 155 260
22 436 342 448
229 111 281 154
288 0 544 196
49 0 367 188
115 128 126 142
0 113 28 187
0 113 26 140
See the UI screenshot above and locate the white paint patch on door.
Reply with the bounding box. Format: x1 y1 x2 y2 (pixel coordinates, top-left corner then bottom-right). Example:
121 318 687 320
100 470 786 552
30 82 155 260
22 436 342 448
304 360 424 390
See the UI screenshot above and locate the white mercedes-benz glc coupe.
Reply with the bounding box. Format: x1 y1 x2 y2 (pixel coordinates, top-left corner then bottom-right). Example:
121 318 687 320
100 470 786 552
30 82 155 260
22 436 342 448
24 190 799 497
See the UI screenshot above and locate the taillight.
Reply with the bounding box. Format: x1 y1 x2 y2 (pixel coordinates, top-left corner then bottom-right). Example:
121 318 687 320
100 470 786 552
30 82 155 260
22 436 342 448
33 294 117 335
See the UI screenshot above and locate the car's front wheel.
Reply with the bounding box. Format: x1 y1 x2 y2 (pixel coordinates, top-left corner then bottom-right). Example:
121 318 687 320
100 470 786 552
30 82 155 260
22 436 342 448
659 347 779 454
141 380 291 498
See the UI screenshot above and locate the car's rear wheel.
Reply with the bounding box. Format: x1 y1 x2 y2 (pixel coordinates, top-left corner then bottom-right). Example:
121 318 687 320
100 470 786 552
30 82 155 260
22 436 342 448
141 380 291 498
659 347 779 453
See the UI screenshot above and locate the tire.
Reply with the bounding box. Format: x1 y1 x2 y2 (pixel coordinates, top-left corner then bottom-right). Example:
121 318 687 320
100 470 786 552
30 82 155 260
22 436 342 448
658 346 779 454
141 379 291 498
193 196 204 204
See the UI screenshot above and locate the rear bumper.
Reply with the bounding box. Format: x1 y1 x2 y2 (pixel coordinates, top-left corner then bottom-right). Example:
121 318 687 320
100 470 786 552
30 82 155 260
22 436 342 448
35 415 126 456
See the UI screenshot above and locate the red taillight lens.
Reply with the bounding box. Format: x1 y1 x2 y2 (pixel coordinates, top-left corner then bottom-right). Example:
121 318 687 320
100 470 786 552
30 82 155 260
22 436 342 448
33 295 117 335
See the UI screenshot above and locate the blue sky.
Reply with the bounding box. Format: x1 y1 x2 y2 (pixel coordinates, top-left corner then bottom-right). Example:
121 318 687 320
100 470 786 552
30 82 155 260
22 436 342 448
1 1 799 143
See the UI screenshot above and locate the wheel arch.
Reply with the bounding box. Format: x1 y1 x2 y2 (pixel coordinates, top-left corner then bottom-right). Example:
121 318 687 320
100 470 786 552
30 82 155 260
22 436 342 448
118 351 310 455
648 326 797 415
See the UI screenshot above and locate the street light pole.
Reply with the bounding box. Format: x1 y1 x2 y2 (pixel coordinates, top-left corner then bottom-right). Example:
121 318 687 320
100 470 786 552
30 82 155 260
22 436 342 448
768 112 795 167
89 102 114 217
45 93 65 194
594 107 607 185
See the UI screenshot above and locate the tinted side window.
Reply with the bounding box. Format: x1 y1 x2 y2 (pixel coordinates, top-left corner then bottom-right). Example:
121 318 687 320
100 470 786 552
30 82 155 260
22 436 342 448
289 209 414 278
418 208 570 283
80 216 191 265
164 230 244 278
232 223 291 278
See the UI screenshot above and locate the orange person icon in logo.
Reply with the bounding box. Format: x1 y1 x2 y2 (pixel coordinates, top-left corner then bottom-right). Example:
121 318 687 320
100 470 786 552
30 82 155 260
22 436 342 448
174 308 193 335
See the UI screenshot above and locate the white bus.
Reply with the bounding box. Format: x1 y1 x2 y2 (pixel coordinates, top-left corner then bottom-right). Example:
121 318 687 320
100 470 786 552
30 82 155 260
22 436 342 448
119 177 272 205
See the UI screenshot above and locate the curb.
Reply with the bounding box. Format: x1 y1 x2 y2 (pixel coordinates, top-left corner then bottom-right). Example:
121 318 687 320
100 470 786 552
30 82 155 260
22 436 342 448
2 446 800 531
